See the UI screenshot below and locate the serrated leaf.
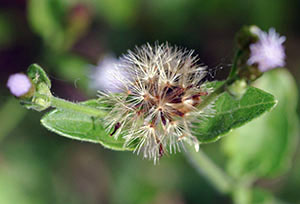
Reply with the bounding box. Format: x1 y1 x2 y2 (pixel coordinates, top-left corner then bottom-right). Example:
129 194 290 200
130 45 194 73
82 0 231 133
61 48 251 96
194 85 276 143
41 100 132 151
222 69 299 178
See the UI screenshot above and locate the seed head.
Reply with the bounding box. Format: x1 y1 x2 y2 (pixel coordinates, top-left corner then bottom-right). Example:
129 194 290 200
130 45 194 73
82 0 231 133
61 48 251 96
90 55 129 93
99 43 213 163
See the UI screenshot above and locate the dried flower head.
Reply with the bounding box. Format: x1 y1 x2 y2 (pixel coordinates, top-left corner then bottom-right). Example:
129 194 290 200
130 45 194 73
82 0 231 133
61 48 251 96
247 28 286 72
99 43 212 163
7 73 32 97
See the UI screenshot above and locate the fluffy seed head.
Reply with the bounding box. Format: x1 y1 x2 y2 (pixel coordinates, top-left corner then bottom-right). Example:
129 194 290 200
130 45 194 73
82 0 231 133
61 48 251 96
90 55 129 93
99 43 212 163
247 28 286 72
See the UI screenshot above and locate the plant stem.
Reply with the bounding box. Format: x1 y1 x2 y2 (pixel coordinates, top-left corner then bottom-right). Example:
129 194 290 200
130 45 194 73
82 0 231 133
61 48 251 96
197 64 240 111
184 146 234 194
197 82 227 111
229 49 242 79
188 53 243 193
50 96 106 118
185 48 245 195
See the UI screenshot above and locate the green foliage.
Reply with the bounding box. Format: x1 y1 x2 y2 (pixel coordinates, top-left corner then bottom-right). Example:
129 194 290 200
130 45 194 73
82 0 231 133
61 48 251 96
233 187 282 204
0 98 27 142
22 64 52 111
54 54 90 91
194 85 276 143
27 0 65 50
40 81 277 153
27 64 51 88
251 188 280 204
223 69 298 179
41 100 133 151
95 0 139 28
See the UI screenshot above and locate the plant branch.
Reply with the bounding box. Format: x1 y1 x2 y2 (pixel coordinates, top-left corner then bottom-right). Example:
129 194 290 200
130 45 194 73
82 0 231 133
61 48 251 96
184 146 234 194
197 50 241 111
50 96 106 118
197 82 227 111
229 49 242 79
187 49 244 194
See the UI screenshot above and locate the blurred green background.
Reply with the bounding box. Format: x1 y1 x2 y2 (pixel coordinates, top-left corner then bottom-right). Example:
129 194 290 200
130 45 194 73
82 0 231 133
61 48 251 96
1 0 300 203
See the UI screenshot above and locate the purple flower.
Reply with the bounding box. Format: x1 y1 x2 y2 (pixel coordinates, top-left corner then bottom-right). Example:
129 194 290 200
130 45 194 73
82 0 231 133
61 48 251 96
90 55 129 93
7 73 32 97
247 28 286 72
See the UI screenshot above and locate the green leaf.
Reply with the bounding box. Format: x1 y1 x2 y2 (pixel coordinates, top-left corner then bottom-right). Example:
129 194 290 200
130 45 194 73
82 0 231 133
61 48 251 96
233 187 282 204
222 69 299 178
41 100 132 151
194 84 276 143
27 64 51 88
27 0 65 50
251 189 281 204
95 0 139 28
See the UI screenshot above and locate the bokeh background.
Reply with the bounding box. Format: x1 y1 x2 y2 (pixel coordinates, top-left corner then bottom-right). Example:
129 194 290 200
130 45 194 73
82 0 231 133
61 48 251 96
0 0 300 203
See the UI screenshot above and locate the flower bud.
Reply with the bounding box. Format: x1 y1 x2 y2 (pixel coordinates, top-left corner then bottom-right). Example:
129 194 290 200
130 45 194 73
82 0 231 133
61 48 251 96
25 64 52 111
30 82 52 111
7 73 35 98
247 28 286 72
236 25 259 50
235 26 286 82
90 55 130 93
227 79 248 99
10 64 53 111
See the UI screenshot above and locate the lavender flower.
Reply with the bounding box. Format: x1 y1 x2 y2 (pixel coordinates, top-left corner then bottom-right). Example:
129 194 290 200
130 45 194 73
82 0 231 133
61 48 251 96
99 43 213 162
7 73 32 97
247 28 286 72
90 55 129 93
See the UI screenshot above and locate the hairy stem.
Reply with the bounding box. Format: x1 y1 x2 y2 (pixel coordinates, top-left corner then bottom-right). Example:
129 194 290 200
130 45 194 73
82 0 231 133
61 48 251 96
50 96 106 118
184 146 234 194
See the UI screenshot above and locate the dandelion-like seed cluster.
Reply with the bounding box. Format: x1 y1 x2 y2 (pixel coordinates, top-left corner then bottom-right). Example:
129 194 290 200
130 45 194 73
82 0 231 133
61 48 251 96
90 55 128 93
99 43 213 163
248 28 286 72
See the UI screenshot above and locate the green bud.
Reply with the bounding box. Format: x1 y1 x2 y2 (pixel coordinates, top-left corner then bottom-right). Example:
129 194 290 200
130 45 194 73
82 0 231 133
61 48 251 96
20 64 53 111
238 66 263 82
32 82 52 111
27 63 51 89
227 79 248 99
236 25 259 50
234 25 264 82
